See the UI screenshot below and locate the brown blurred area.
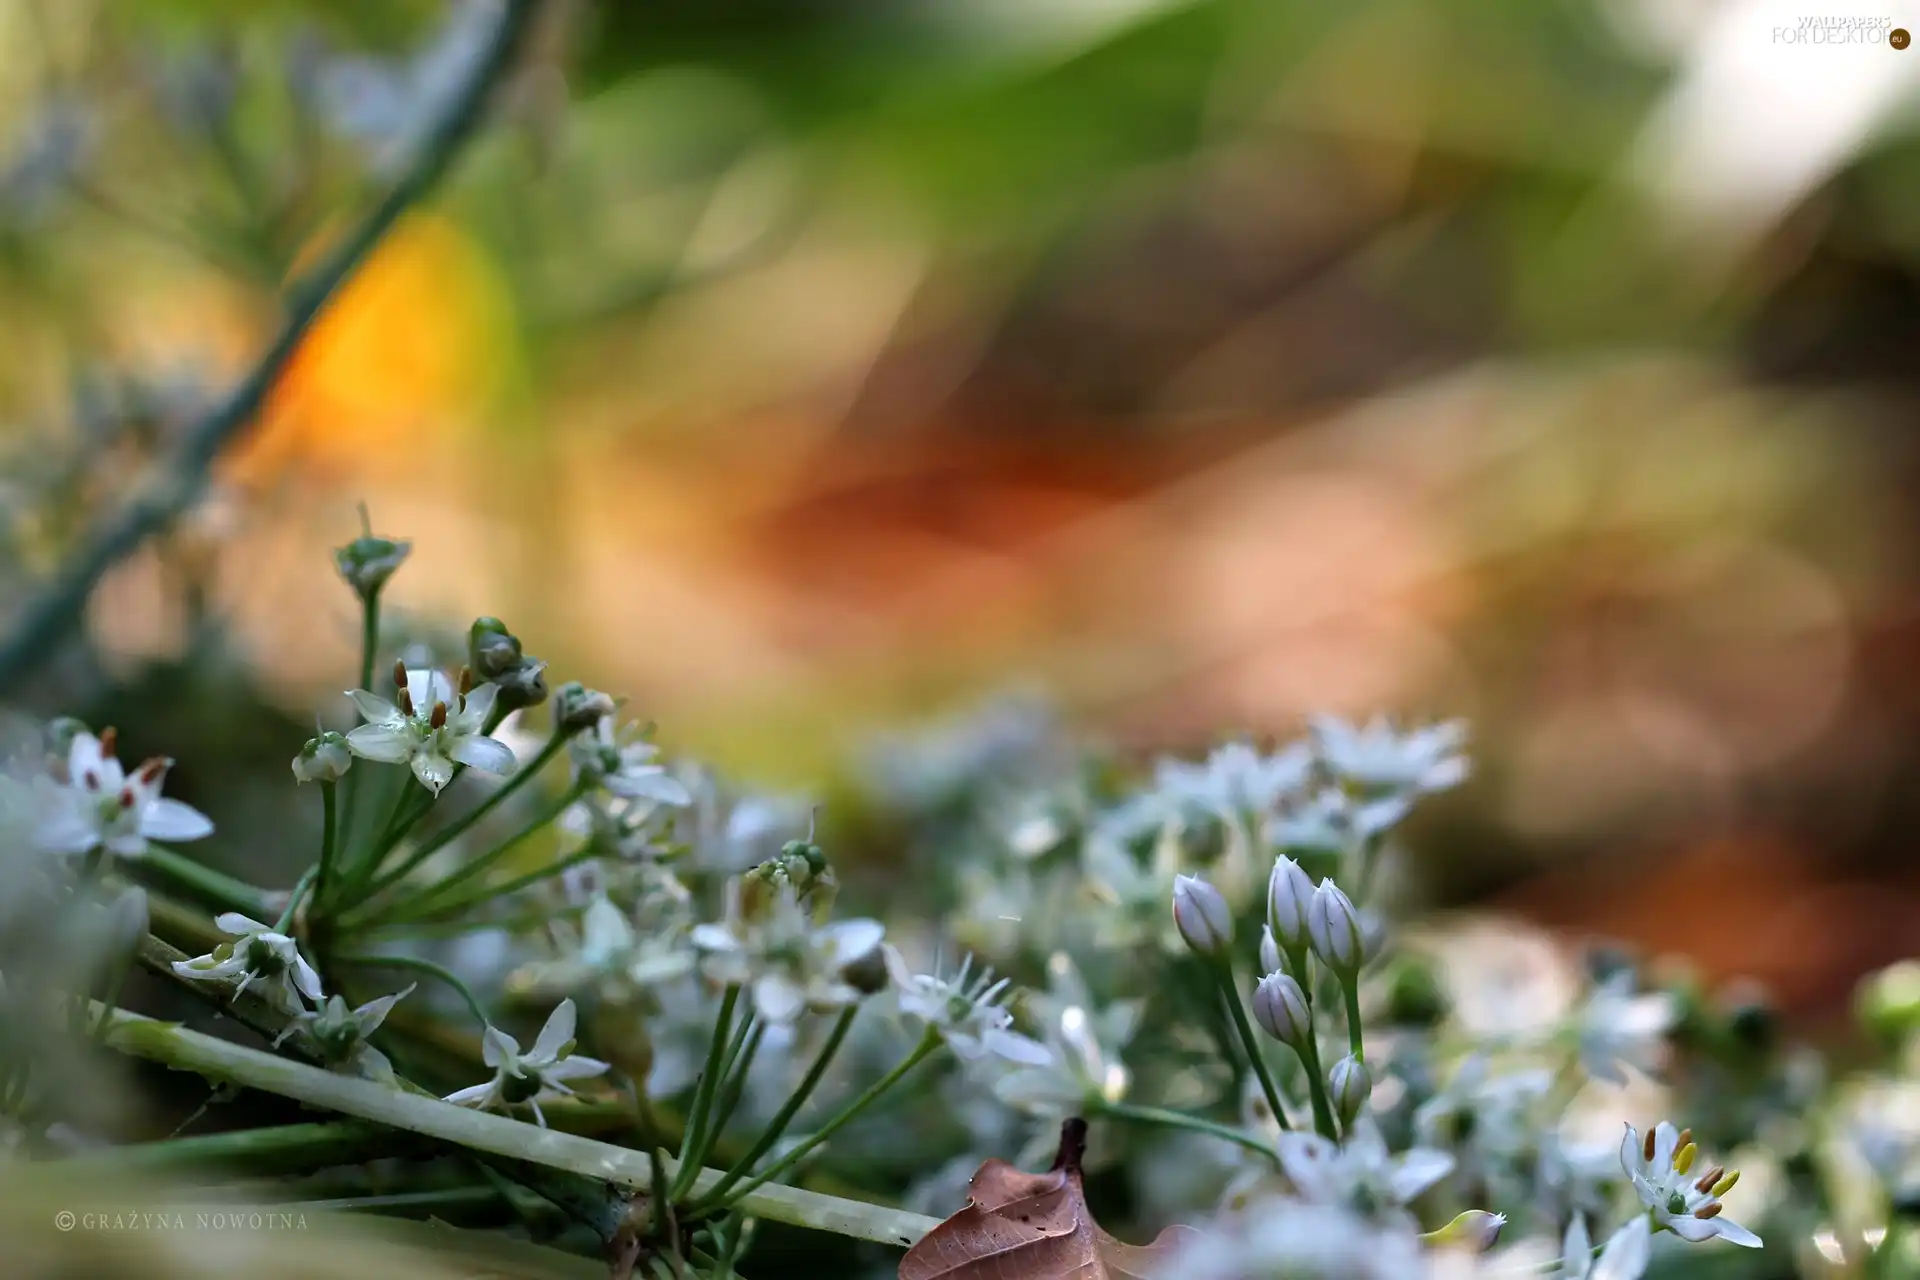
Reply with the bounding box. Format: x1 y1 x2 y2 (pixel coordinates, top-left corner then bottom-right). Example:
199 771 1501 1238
7 0 1920 1027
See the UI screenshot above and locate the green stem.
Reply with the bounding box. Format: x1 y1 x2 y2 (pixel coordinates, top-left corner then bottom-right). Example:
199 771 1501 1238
380 846 602 926
72 1121 421 1172
95 1005 940 1248
1298 1018 1339 1140
139 847 274 918
1091 1100 1279 1164
358 735 574 906
369 777 586 926
0 0 544 697
705 1020 767 1151
313 781 340 912
707 1032 941 1212
672 985 741 1199
694 1006 857 1209
359 592 382 696
337 952 491 1029
1215 964 1291 1133
275 865 319 934
1343 983 1365 1062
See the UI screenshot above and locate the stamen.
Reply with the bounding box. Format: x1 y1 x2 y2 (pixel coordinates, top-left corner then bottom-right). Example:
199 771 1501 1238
392 659 408 691
1674 1142 1697 1176
1695 1166 1725 1194
1677 1128 1692 1150
83 770 100 791
400 687 415 717
1643 1129 1657 1162
1693 1203 1723 1220
429 701 448 730
1712 1171 1740 1197
118 788 135 810
458 666 473 695
98 727 118 758
136 758 167 784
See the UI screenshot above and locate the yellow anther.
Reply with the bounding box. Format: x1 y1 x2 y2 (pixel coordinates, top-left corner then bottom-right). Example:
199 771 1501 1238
1674 1142 1697 1176
1712 1171 1740 1198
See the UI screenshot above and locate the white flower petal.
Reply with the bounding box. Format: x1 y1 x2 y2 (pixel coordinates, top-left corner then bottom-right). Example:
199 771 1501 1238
291 955 325 1002
104 833 149 858
754 975 807 1025
450 734 515 775
67 732 105 784
1705 1217 1762 1248
821 918 885 968
411 751 456 793
1562 1215 1593 1280
459 681 500 726
140 797 214 843
345 724 413 763
544 1055 610 1081
1591 1216 1652 1280
352 985 414 1035
445 1083 497 1107
347 691 401 725
531 1000 578 1062
481 1026 519 1068
1663 1215 1722 1242
215 913 271 936
1388 1148 1454 1202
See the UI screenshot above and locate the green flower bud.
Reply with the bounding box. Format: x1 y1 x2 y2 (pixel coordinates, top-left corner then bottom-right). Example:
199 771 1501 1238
332 533 411 599
554 682 616 733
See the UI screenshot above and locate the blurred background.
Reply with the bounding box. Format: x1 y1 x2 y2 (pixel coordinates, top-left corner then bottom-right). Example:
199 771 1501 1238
2 0 1919 1036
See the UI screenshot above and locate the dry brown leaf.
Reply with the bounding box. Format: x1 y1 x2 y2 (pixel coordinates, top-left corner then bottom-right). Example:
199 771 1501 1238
899 1118 1201 1280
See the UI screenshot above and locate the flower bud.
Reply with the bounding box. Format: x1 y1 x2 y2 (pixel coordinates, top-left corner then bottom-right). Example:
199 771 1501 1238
469 617 550 711
44 716 90 763
1267 855 1314 954
554 682 617 733
1252 971 1310 1049
291 731 352 784
1424 1210 1506 1254
1172 874 1232 959
332 533 411 600
1328 1054 1371 1129
841 945 890 995
1307 879 1365 977
1258 924 1282 977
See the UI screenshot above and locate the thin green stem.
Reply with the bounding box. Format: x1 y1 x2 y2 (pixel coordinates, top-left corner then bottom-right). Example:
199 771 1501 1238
1215 963 1291 1133
705 1020 767 1151
358 735 575 906
1298 1018 1339 1140
672 985 741 1200
313 780 340 912
96 1005 939 1248
380 846 602 927
708 1032 940 1212
138 847 273 918
1343 982 1365 1061
275 865 319 934
0 0 545 697
337 952 491 1029
694 1006 857 1209
1091 1100 1279 1164
359 593 382 696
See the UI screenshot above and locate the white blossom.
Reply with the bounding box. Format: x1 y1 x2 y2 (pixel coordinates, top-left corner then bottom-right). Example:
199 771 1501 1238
172 913 323 1017
1562 1213 1652 1280
1276 1121 1455 1217
1311 715 1468 796
994 952 1135 1119
569 716 692 805
445 999 609 1127
345 666 513 794
33 729 212 858
883 947 1051 1066
1578 973 1675 1086
690 877 884 1024
1619 1121 1761 1248
282 986 413 1082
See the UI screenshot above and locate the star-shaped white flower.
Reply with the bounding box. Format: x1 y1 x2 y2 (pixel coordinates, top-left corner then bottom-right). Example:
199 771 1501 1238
1620 1121 1761 1248
569 716 692 806
1579 973 1676 1086
690 877 885 1023
1275 1122 1455 1216
171 913 324 1017
281 985 413 1082
445 999 609 1127
33 729 213 859
345 666 514 793
882 947 1051 1066
1309 715 1468 796
1562 1213 1652 1280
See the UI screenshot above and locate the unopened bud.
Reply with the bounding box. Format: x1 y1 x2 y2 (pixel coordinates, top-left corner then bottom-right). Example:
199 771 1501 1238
1306 879 1365 977
1328 1054 1371 1129
1258 924 1282 976
1423 1210 1506 1254
1172 874 1232 959
468 617 550 710
292 731 352 784
332 532 411 600
1252 971 1311 1049
553 682 616 733
841 946 890 995
1267 856 1314 953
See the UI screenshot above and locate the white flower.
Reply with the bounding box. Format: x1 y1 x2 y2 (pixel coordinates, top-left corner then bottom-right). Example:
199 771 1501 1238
1270 787 1412 854
883 946 1051 1066
283 986 413 1082
994 951 1136 1119
291 731 352 784
172 913 323 1016
569 716 692 805
1619 1121 1761 1248
513 893 695 998
1310 715 1468 796
1252 971 1311 1049
1267 856 1314 954
345 666 513 793
1562 1213 1652 1280
1276 1121 1455 1217
1578 973 1675 1086
690 877 884 1024
1156 741 1315 816
33 729 213 858
445 999 609 1127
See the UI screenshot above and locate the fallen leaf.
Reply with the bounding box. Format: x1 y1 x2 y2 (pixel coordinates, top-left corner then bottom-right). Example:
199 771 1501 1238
899 1118 1201 1280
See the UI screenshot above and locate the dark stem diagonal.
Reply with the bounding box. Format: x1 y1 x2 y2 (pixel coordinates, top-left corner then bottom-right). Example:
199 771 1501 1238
0 0 544 694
